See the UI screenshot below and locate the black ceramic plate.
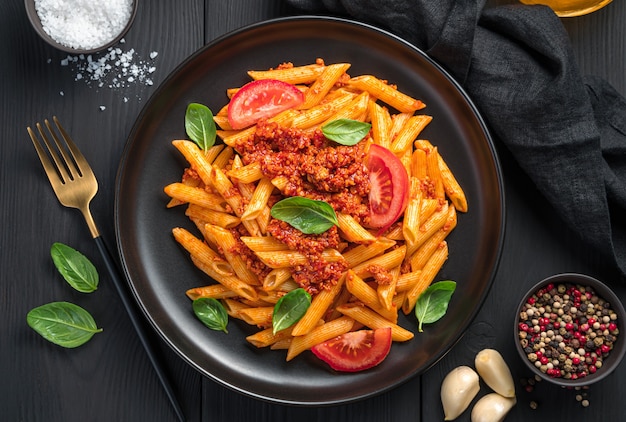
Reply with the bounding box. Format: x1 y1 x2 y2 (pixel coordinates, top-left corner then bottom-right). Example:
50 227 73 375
115 16 504 405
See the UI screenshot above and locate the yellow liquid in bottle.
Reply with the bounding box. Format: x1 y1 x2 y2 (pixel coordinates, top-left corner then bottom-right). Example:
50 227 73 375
519 0 613 17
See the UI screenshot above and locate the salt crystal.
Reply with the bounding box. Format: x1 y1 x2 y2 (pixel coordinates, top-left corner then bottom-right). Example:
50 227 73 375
34 0 134 51
60 91 64 96
149 52 158 59
99 105 106 111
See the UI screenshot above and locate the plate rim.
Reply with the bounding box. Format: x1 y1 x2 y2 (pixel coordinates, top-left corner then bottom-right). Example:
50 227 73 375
114 15 506 405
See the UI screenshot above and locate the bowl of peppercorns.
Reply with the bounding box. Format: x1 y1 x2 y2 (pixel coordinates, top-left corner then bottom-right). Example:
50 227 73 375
515 273 625 387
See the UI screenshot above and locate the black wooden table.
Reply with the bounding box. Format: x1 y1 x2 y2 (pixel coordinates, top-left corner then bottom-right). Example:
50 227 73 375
2 1 625 421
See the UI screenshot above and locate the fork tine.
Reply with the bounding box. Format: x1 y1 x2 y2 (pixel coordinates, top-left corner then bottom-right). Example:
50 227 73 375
43 118 84 181
53 116 96 180
35 120 74 184
27 125 69 186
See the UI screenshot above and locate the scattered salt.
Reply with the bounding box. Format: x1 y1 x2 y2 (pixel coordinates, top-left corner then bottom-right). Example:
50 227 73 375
59 44 159 90
35 0 134 50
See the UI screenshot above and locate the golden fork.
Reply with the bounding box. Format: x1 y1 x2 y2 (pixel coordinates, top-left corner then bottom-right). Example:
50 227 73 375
27 117 186 422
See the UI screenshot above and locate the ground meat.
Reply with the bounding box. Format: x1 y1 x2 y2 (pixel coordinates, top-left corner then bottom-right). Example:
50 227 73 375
228 226 271 282
233 120 373 293
181 167 201 185
292 260 348 295
267 219 345 294
367 264 392 285
237 120 371 222
267 219 340 256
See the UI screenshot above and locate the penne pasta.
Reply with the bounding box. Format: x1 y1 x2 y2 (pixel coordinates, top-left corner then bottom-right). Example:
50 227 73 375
351 245 406 279
227 161 264 184
256 249 345 269
348 75 426 113
292 91 356 129
345 270 398 323
185 284 237 300
336 303 414 342
342 237 396 268
337 212 377 244
402 241 449 314
246 325 295 348
203 224 260 286
164 183 228 212
390 115 433 154
241 177 275 221
291 275 345 336
286 316 355 361
377 266 400 311
369 100 392 149
247 62 326 85
185 203 240 229
165 59 468 367
299 63 351 109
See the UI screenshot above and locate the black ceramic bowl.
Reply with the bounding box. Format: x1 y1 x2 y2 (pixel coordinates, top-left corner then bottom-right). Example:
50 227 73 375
514 273 626 387
24 0 138 55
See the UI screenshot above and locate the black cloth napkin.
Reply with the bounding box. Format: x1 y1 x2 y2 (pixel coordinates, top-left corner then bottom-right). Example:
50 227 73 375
286 0 626 281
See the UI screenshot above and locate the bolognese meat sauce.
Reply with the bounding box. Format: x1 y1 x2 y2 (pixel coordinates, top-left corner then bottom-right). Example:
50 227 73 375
234 120 371 294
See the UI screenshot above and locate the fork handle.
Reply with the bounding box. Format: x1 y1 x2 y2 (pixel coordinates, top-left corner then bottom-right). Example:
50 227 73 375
94 236 186 422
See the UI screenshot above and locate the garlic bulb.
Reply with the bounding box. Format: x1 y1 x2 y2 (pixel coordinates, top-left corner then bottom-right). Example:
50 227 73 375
441 365 480 421
471 393 516 422
475 349 515 398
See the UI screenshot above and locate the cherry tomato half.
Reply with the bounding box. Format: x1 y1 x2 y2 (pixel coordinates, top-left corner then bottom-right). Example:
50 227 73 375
227 79 304 130
367 144 409 233
311 327 392 372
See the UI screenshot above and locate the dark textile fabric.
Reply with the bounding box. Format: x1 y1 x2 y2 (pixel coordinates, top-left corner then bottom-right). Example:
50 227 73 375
286 0 626 280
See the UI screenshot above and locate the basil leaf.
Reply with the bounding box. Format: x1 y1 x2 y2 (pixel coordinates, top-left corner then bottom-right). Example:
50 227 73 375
50 242 99 293
321 118 371 145
27 302 102 348
271 197 339 234
415 280 456 332
185 103 216 150
272 288 311 334
193 298 228 333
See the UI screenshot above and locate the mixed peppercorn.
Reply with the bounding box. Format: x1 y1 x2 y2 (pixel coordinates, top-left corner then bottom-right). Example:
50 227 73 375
517 282 620 380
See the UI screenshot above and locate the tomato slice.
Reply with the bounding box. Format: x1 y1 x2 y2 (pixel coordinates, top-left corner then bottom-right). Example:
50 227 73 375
311 327 392 372
227 79 304 130
367 144 409 233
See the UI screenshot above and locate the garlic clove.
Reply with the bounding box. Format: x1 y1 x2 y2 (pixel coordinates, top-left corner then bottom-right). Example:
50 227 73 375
470 393 516 422
474 349 515 398
441 365 480 421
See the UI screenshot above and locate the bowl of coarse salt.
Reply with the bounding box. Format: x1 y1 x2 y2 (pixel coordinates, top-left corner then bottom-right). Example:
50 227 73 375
25 0 138 54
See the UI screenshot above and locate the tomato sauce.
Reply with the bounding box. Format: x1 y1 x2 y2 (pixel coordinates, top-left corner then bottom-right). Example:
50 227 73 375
234 121 369 294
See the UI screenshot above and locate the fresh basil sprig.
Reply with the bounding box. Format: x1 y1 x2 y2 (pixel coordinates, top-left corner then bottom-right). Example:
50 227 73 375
272 288 311 334
193 297 229 333
415 280 456 332
185 103 217 150
26 301 103 348
50 242 99 293
321 118 371 145
271 197 338 234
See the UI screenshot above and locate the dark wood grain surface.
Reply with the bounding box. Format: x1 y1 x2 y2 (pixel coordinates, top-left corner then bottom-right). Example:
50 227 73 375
2 0 624 421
